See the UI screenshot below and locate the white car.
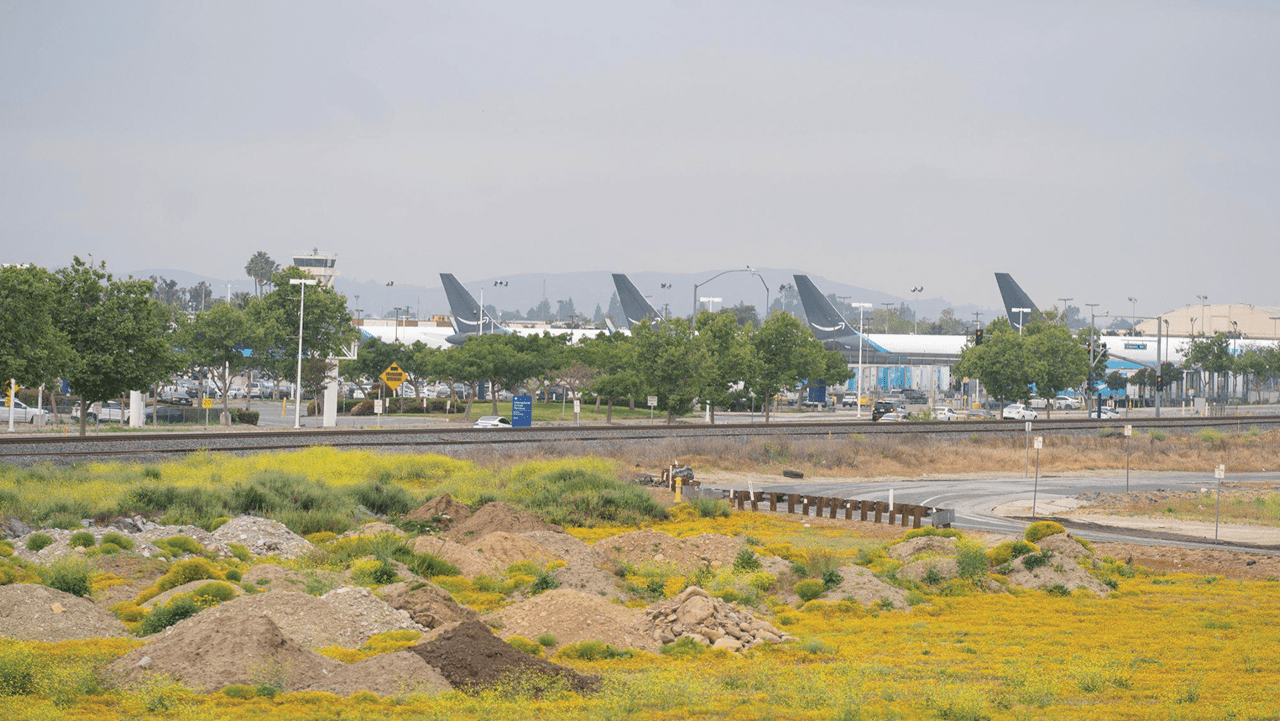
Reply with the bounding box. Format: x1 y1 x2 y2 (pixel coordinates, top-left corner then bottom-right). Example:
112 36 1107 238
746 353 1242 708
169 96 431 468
879 411 910 422
932 407 959 422
71 401 130 423
472 415 512 429
1002 403 1038 421
1 399 50 424
1054 395 1082 410
1089 406 1121 419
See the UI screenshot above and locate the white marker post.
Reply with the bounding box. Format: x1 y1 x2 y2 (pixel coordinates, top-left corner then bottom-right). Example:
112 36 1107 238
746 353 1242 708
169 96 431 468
1214 464 1225 542
1123 425 1133 493
1025 421 1032 477
1032 436 1043 517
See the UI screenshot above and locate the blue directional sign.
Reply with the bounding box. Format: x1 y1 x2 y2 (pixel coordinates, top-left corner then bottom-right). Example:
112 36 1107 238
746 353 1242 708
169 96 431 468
808 380 827 405
511 395 532 427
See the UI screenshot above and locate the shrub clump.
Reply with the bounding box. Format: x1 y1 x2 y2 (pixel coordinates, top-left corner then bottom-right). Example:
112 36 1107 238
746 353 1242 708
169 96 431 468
155 558 224 592
987 540 1040 566
155 535 204 556
555 640 632 661
101 532 134 550
191 581 238 603
733 548 762 573
68 531 96 549
1025 521 1067 543
41 556 91 597
137 594 202 636
794 579 826 602
506 635 543 656
25 533 53 552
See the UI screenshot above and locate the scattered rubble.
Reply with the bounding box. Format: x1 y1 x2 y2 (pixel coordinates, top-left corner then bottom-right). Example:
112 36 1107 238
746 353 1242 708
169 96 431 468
211 516 312 559
406 494 473 529
634 586 791 652
599 529 742 574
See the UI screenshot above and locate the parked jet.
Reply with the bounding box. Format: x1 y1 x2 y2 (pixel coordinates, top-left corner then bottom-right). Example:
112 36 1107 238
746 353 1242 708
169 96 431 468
793 275 969 363
440 273 510 344
994 273 1039 332
611 274 665 329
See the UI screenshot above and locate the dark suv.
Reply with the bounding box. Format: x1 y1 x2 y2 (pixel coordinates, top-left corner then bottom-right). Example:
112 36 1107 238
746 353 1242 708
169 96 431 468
872 399 902 421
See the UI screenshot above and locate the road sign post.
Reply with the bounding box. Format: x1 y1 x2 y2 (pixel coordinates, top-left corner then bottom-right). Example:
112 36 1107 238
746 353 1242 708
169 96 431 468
1025 421 1032 477
573 398 581 426
648 395 657 424
202 396 213 426
1032 436 1043 517
511 395 532 427
1123 425 1133 492
1214 464 1225 542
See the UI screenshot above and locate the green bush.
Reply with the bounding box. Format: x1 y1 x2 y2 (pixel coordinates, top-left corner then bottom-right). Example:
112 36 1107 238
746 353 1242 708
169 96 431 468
987 540 1040 566
0 541 13 558
25 533 53 552
660 636 706 657
348 479 415 516
229 409 259 426
506 635 543 655
68 531 96 549
955 539 990 580
821 569 843 590
222 684 257 699
224 569 242 582
138 595 201 636
530 569 560 595
733 548 762 573
156 558 223 592
556 640 631 661
207 517 231 532
690 497 731 519
1025 521 1066 543
156 535 204 556
228 543 252 563
42 556 91 597
191 581 237 603
1021 551 1054 571
95 543 122 555
536 633 557 648
101 532 134 550
794 579 826 602
747 572 776 592
899 527 963 542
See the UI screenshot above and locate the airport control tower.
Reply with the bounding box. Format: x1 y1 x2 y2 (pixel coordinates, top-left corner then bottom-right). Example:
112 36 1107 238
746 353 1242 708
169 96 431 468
292 248 338 287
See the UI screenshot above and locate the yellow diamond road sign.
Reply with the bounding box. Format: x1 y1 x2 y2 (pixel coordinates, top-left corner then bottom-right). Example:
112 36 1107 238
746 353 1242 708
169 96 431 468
380 363 406 391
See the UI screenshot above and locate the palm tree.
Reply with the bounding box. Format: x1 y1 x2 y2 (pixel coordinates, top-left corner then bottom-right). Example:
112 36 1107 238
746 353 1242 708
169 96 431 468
244 251 279 297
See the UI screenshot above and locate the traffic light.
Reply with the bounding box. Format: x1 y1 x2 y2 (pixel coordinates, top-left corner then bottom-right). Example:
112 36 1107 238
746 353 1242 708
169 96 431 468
1156 374 1164 391
975 329 984 346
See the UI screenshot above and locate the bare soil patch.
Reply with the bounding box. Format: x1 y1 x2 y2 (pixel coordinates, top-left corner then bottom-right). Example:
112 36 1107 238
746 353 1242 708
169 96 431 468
306 650 452 697
887 536 958 562
378 581 479 629
598 529 742 574
1004 553 1109 596
406 494 473 529
412 536 498 577
180 589 423 649
826 565 909 609
1094 541 1280 581
446 502 562 542
522 530 623 599
494 589 652 652
410 620 600 695
465 532 562 569
0 584 129 641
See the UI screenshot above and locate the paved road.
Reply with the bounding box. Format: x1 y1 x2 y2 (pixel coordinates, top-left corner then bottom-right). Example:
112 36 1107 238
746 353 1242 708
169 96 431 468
700 471 1280 554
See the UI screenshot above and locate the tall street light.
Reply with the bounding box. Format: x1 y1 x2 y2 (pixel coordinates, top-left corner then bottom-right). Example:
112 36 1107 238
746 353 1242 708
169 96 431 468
290 278 318 430
881 302 893 333
910 287 923 333
1128 297 1137 324
852 302 872 419
1058 298 1073 325
1197 295 1208 333
692 267 756 318
1013 307 1031 336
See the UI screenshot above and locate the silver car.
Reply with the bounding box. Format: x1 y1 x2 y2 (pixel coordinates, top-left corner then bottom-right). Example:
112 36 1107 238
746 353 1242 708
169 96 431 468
472 415 512 429
1 399 49 424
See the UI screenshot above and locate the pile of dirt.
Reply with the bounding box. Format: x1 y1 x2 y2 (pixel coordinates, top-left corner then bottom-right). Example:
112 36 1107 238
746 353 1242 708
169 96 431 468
0 584 129 641
242 563 310 593
11 528 166 564
494 589 654 652
143 579 244 609
896 557 961 585
134 524 220 551
825 565 910 609
523 531 623 599
306 651 452 697
1094 541 1280 581
211 517 313 559
1005 552 1110 596
635 586 790 652
465 532 562 570
1035 533 1096 563
413 536 499 577
446 502 562 542
111 611 339 692
379 581 479 629
406 494 473 528
179 589 423 649
411 620 600 695
887 536 959 562
598 529 742 574
336 522 404 540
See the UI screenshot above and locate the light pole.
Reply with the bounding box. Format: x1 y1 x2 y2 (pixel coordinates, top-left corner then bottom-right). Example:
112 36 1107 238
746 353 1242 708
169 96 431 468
660 283 672 320
911 287 923 333
354 295 361 321
881 302 893 333
852 302 872 419
746 269 768 322
1013 307 1031 336
699 297 722 312
692 267 756 318
1197 295 1208 333
1058 298 1073 325
1128 297 1137 329
493 280 507 326
290 278 318 430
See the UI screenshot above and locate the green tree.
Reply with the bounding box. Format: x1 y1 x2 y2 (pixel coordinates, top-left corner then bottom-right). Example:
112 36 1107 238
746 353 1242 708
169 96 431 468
581 333 642 423
244 251 280 297
0 265 71 393
55 258 180 436
251 267 357 382
632 318 711 423
954 318 1036 405
178 303 257 421
1184 333 1233 401
750 312 829 421
1025 320 1089 417
696 310 753 423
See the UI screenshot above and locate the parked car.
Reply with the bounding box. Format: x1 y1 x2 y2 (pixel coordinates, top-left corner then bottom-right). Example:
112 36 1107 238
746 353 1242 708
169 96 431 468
1002 403 1038 421
71 401 130 423
878 411 910 422
1053 395 1082 410
932 406 959 421
146 405 190 424
1089 406 1121 419
160 389 193 406
0 399 49 424
473 415 512 429
872 399 904 421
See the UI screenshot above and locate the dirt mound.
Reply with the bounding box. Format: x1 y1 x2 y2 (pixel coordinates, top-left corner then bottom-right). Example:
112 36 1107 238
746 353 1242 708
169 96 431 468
494 589 653 652
523 531 622 600
336 522 404 541
177 589 423 649
635 586 791 652
411 620 600 695
143 579 243 609
888 536 959 562
466 532 562 570
598 529 742 574
446 502 562 542
897 557 960 585
211 516 313 559
242 563 309 593
379 581 479 629
826 565 910 609
406 494 473 528
306 650 452 697
0 584 129 641
413 536 499 577
11 528 166 564
111 611 339 692
1035 533 1096 562
1005 552 1110 596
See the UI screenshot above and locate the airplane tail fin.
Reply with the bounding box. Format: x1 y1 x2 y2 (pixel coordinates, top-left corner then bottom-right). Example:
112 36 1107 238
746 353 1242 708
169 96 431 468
994 273 1039 331
440 273 507 336
793 275 853 341
611 274 663 328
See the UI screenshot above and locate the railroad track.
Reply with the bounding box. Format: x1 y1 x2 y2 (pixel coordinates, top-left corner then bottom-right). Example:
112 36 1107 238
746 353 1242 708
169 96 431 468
1 414 1276 464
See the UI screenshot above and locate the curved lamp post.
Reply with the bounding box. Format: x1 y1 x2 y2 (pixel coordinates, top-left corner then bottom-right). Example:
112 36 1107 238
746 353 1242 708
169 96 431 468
290 278 318 429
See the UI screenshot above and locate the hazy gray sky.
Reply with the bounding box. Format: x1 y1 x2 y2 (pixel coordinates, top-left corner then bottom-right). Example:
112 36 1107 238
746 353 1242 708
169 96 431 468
2 1 1276 318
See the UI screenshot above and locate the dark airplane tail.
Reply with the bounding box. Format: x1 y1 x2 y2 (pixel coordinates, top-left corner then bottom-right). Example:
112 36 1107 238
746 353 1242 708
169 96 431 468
793 275 853 341
611 274 663 328
440 273 507 341
994 273 1039 331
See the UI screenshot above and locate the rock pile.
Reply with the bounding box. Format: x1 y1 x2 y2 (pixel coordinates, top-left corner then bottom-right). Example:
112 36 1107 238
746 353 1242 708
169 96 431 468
211 516 312 559
635 587 791 652
379 581 479 629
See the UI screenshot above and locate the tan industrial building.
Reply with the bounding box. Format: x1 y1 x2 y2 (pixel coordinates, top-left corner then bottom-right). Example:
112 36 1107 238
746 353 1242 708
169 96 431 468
1134 303 1280 339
